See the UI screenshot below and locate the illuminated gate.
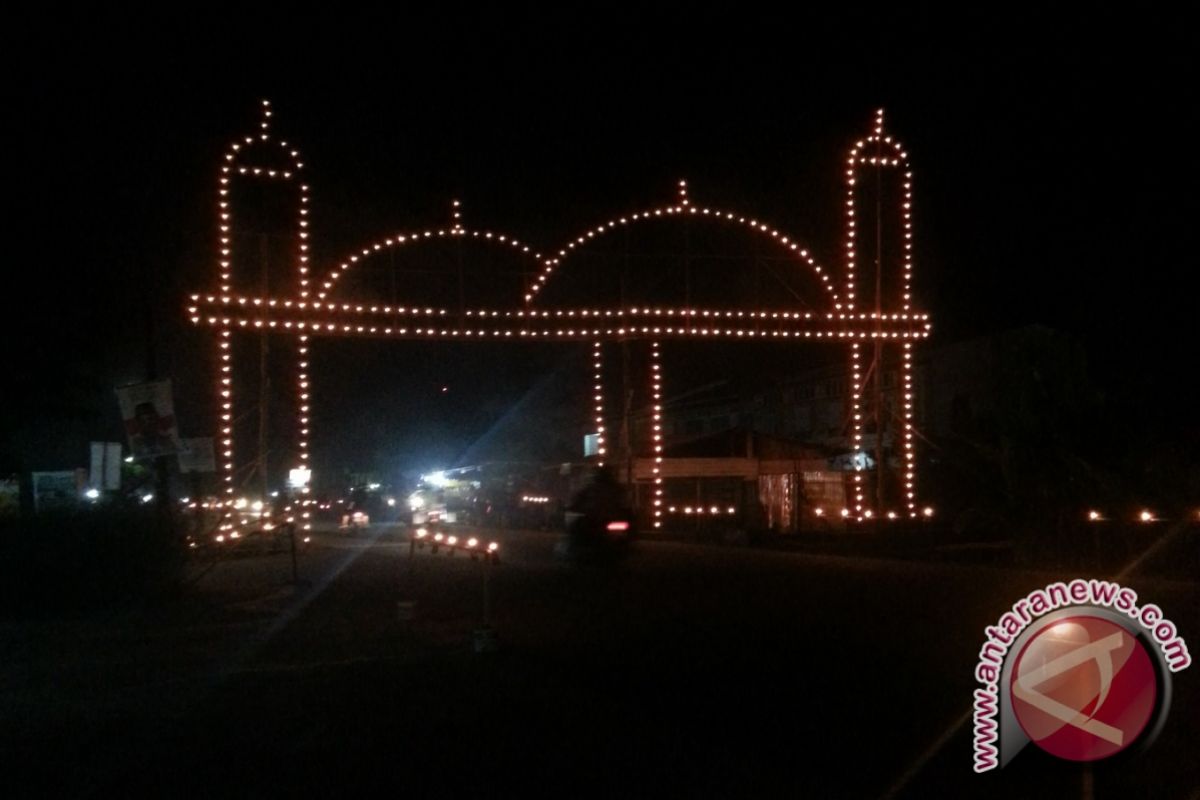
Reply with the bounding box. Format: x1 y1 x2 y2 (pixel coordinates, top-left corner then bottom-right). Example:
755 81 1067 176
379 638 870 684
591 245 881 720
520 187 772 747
186 102 931 533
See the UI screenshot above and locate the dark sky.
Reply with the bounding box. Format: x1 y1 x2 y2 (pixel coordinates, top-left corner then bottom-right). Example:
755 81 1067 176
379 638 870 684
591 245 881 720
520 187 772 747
5 9 1196 476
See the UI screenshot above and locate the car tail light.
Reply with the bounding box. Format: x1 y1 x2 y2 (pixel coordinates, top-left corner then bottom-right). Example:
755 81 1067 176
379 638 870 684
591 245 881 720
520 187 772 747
606 521 630 532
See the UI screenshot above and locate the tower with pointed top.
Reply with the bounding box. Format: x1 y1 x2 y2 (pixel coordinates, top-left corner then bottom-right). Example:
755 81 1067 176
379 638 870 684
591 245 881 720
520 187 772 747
210 100 313 531
218 99 311 299
843 109 920 518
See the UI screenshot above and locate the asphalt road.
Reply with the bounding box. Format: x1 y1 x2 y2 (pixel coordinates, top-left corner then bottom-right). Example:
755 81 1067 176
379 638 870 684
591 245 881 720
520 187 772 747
2 523 1197 797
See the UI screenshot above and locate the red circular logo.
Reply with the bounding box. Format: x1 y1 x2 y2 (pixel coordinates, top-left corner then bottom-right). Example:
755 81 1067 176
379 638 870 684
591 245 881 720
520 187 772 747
1010 615 1157 762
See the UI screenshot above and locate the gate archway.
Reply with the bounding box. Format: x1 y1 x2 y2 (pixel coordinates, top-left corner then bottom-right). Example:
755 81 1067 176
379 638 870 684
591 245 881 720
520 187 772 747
187 102 931 533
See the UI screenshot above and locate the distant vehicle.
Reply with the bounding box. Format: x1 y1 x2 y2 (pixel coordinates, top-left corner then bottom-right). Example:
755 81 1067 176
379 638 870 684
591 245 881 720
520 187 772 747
408 486 451 525
408 471 475 525
557 509 635 563
339 510 370 532
556 467 634 562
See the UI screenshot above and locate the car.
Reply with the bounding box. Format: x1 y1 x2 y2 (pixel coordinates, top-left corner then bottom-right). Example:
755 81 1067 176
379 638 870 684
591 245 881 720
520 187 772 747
339 510 370 532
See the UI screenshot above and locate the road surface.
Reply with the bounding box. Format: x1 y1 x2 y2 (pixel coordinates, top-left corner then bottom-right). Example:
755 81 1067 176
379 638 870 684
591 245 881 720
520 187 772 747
2 522 1196 797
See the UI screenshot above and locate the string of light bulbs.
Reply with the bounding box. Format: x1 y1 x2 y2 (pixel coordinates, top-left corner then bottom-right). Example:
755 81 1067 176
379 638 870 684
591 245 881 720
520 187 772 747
650 341 664 529
593 341 607 464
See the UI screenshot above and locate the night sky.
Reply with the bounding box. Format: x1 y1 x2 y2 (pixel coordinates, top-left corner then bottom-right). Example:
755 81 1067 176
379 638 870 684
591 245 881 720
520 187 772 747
5 10 1195 479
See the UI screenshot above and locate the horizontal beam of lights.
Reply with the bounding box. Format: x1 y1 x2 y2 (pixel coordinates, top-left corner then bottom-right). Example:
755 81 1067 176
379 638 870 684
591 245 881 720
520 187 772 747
189 314 931 342
189 295 930 323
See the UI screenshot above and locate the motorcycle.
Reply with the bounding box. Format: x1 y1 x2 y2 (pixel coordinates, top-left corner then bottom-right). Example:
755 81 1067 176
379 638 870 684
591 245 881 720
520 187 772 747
557 508 635 563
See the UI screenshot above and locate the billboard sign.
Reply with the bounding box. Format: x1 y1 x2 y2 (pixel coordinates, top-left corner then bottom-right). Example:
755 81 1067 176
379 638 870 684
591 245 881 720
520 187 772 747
32 471 82 513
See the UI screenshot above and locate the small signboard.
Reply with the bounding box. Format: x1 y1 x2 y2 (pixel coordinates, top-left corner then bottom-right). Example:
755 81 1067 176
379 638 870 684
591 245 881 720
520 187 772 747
583 433 600 458
827 451 875 472
0 477 19 516
178 437 217 474
801 470 847 510
116 380 183 460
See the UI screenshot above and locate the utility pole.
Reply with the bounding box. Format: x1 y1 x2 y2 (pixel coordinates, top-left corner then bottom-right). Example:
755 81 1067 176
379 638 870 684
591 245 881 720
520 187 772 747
620 235 635 510
258 234 270 504
143 262 172 538
621 339 634 509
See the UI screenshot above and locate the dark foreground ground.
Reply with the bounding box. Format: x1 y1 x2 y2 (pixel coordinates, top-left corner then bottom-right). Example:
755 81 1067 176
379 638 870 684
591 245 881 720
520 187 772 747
2 523 1197 798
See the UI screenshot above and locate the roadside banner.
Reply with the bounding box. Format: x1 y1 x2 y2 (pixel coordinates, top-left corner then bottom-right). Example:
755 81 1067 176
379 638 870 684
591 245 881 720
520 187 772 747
116 380 182 459
89 441 123 490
